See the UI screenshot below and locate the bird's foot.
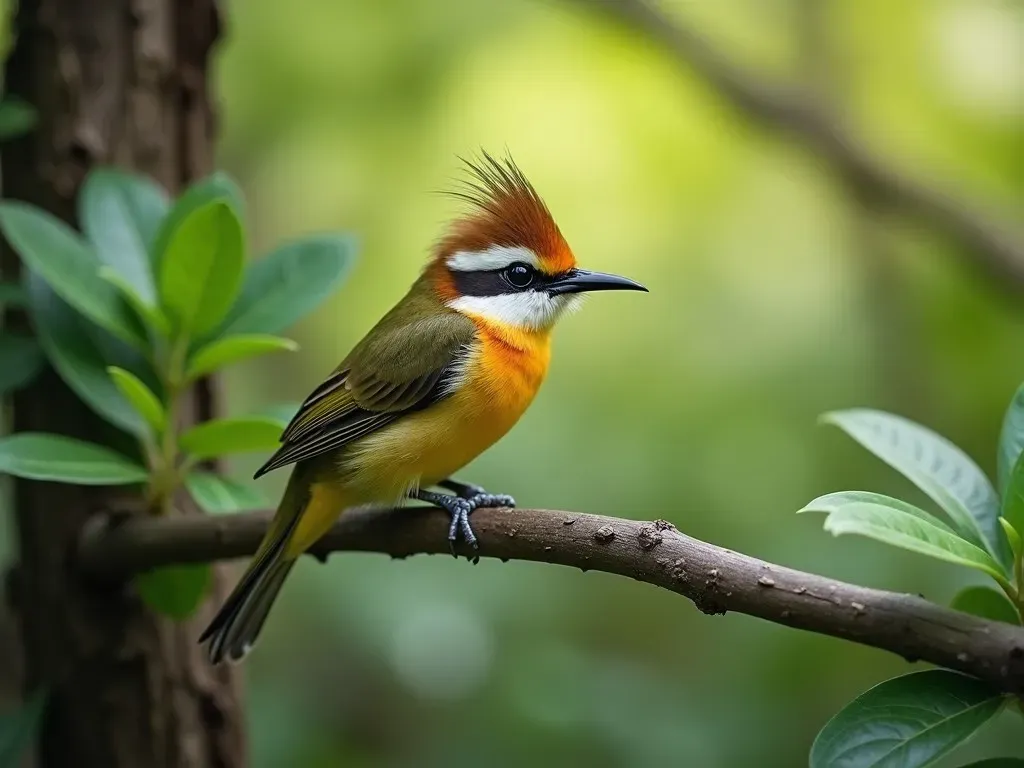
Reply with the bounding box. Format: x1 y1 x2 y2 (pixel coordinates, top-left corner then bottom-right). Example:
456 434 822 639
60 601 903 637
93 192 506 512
414 486 516 562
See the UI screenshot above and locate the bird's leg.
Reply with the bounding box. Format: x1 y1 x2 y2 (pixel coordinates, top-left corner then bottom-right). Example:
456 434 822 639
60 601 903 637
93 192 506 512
413 482 516 561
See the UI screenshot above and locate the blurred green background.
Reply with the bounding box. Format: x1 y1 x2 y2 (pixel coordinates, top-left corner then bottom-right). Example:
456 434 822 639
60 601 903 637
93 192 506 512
7 0 1024 765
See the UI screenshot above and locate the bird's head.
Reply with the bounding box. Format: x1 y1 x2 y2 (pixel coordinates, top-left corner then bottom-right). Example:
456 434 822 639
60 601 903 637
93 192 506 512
428 152 646 334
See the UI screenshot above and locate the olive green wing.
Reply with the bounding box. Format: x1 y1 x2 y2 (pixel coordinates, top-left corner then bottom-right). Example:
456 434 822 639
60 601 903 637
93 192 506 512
253 308 477 478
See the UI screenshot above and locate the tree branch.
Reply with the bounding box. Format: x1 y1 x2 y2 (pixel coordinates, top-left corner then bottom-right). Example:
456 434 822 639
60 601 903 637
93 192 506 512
78 506 1024 694
571 0 1024 293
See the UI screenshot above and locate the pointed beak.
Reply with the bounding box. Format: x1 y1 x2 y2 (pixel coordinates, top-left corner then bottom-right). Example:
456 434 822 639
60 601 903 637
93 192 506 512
546 268 648 296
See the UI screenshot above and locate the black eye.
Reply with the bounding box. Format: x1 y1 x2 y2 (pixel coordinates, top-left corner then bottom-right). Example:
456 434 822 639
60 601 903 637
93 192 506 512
502 262 535 289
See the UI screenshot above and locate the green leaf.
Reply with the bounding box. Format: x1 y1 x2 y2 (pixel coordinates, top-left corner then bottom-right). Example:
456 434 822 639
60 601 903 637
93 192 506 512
185 334 297 381
158 200 245 336
107 367 165 436
823 409 1011 574
217 234 354 337
956 760 1024 767
0 433 148 485
809 670 1005 768
0 95 37 140
0 332 45 394
186 471 268 514
27 275 145 435
1002 451 1024 543
135 564 211 620
151 171 245 268
0 282 26 307
999 518 1021 562
800 492 1009 585
179 416 283 460
98 266 171 337
951 586 1020 625
0 201 144 348
998 383 1024 498
79 168 168 302
799 491 960 533
0 688 46 768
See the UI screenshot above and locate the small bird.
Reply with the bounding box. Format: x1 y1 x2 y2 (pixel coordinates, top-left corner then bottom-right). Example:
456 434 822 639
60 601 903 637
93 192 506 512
199 152 647 663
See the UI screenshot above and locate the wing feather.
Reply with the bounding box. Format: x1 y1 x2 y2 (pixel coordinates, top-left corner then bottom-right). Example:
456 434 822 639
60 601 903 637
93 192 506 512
254 297 477 479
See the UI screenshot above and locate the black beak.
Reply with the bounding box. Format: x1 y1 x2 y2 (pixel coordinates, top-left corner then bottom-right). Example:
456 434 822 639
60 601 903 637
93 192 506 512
546 268 648 296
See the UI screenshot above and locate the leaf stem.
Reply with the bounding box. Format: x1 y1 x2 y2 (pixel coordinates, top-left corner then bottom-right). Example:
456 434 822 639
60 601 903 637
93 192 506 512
145 336 189 515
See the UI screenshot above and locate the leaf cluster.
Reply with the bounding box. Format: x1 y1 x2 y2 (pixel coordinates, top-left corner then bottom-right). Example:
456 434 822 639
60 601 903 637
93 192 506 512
800 393 1024 766
0 168 354 620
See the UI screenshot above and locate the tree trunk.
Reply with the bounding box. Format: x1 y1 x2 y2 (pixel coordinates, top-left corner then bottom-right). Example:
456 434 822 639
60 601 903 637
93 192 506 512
1 1 245 766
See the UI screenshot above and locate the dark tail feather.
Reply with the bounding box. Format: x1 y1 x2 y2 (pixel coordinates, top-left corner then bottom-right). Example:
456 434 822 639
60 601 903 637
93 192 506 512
200 548 296 664
200 464 311 664
199 489 303 663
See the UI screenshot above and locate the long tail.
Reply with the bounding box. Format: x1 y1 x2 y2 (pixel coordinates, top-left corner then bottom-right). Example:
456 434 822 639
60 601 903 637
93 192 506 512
198 467 310 664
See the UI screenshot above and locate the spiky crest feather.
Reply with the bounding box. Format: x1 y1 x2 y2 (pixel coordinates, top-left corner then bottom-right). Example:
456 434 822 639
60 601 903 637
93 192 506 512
432 151 575 280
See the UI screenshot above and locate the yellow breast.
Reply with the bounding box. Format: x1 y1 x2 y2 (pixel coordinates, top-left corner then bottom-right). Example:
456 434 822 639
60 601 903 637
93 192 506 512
341 323 550 504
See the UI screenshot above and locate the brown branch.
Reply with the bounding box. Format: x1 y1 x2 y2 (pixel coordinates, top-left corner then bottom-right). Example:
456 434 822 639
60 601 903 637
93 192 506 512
570 0 1024 294
78 506 1024 695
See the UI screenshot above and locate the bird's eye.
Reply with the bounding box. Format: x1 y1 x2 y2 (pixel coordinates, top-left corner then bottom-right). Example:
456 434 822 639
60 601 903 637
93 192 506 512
503 262 535 289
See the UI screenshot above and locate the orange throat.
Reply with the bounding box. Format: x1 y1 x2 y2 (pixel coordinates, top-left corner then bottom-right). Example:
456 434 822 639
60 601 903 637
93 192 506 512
471 315 552 407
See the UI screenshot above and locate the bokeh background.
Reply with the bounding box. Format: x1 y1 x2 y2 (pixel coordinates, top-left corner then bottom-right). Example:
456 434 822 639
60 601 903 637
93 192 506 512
5 0 1024 765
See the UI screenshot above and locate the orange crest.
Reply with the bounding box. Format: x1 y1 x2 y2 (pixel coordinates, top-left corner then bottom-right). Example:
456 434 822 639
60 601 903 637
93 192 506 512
433 152 576 276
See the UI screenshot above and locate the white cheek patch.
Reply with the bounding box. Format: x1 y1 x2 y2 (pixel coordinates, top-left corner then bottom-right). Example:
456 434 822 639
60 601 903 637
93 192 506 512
447 291 578 330
446 245 540 272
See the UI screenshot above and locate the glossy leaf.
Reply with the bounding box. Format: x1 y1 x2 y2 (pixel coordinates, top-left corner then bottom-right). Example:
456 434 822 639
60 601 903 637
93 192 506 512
217 234 354 337
951 586 1020 625
998 383 1024 497
0 201 144 348
179 416 283 460
0 332 45 394
956 760 1024 767
0 688 47 768
1002 451 1024 544
0 433 148 485
158 201 245 336
135 564 211 620
810 670 1005 768
151 171 245 267
79 167 168 301
27 275 145 435
799 491 960 532
0 282 26 307
799 492 1009 585
0 95 37 139
185 334 297 381
823 409 1010 573
186 471 268 514
107 367 165 436
99 267 171 336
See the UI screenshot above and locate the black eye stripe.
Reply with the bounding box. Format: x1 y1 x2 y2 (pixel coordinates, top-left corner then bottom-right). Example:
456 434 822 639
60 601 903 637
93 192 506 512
450 267 555 297
449 269 511 297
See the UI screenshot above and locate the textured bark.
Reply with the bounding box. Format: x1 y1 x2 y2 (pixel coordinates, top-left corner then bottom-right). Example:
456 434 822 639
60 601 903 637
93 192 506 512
1 1 245 766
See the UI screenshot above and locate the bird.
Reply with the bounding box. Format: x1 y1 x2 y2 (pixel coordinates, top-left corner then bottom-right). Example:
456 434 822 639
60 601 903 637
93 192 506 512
199 151 647 663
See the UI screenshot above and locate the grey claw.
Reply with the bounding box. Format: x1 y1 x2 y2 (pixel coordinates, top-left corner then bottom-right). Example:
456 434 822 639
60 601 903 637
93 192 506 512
460 512 478 548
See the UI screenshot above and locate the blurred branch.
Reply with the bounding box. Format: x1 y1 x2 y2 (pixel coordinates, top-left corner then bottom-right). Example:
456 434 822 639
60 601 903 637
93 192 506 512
571 0 1024 294
794 0 923 409
79 506 1024 694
